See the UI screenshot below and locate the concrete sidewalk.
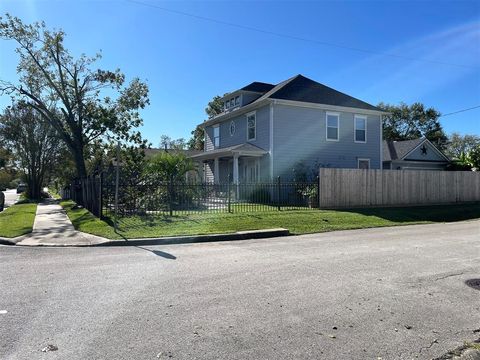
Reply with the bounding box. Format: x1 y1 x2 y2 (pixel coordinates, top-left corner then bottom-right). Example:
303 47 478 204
15 199 108 246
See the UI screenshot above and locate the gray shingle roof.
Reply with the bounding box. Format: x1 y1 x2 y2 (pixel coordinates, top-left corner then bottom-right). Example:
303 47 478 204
267 75 381 111
239 74 381 111
383 138 426 161
240 82 275 93
203 74 383 127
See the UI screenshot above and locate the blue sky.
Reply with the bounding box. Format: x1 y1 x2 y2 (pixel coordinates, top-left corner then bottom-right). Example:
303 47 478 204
0 0 479 146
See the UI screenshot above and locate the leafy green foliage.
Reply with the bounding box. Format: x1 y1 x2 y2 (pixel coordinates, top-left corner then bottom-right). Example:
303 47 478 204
159 135 187 150
144 151 196 183
448 146 480 170
0 103 62 199
187 126 204 150
378 102 447 147
469 146 480 169
205 95 224 119
0 14 149 179
446 133 480 160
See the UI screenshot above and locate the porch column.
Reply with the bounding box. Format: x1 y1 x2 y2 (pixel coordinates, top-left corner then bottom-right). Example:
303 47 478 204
214 157 219 184
233 154 239 199
233 154 239 184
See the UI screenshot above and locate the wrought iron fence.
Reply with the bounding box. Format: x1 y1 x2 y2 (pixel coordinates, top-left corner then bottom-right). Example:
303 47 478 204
63 174 320 219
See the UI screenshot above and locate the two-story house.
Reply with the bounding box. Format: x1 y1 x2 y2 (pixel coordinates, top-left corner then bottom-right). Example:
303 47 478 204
191 74 387 183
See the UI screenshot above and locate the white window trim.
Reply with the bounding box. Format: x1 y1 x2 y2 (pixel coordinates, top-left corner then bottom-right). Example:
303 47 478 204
246 111 256 141
354 114 367 143
357 158 370 169
213 125 220 148
326 112 340 142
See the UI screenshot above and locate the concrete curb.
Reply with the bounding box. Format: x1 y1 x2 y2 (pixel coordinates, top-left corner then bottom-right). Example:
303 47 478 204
1 228 290 247
95 228 290 247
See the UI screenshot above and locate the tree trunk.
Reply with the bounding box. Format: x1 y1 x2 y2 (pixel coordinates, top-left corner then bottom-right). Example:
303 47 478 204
70 143 87 179
69 141 87 205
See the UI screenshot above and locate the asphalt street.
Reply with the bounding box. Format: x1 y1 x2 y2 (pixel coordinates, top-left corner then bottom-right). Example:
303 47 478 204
1 220 479 359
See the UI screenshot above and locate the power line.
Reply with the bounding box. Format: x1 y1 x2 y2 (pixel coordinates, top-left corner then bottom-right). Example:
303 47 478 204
440 105 480 117
125 0 478 70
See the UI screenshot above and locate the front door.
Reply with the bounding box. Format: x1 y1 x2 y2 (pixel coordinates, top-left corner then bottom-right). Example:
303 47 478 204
243 159 259 183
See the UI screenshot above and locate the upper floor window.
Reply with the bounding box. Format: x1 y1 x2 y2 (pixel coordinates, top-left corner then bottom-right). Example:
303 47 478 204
213 125 220 147
354 115 367 143
326 112 339 141
247 112 256 141
230 121 236 136
234 96 240 106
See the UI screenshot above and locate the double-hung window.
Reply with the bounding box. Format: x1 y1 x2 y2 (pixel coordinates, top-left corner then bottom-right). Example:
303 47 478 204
213 126 220 148
247 112 256 141
326 112 339 141
354 115 367 143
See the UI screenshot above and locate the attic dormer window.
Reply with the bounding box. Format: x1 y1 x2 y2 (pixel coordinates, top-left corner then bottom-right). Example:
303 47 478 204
234 96 240 106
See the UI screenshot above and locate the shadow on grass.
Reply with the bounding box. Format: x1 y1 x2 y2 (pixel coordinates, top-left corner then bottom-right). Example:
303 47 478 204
342 203 480 223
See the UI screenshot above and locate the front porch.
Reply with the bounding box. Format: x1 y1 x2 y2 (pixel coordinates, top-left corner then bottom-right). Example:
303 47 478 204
190 143 269 184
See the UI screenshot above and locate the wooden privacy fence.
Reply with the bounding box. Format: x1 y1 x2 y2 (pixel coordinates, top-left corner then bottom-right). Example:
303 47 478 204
318 169 480 208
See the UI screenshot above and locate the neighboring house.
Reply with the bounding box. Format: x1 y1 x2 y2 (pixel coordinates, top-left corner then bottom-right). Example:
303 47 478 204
382 138 450 170
191 74 387 183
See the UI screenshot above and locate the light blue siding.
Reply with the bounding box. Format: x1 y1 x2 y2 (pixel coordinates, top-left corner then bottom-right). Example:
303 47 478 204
204 105 270 151
272 104 381 180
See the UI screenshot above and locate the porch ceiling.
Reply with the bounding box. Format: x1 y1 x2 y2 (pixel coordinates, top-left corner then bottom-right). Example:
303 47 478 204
189 143 268 161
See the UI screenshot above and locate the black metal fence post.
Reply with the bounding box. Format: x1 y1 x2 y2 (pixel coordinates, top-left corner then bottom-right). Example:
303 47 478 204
227 175 231 213
98 172 103 219
277 176 281 211
168 177 173 217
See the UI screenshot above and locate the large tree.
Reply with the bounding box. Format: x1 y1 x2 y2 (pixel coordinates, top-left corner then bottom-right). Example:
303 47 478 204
0 14 149 179
204 95 224 119
159 134 186 150
187 94 224 150
187 126 204 150
445 133 480 160
0 103 62 199
378 102 447 147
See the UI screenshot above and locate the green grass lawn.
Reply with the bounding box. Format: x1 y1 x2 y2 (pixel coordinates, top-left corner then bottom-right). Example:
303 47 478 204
60 200 480 240
0 203 38 238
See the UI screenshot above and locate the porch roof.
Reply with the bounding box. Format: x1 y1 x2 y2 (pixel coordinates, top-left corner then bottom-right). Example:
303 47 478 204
189 143 268 161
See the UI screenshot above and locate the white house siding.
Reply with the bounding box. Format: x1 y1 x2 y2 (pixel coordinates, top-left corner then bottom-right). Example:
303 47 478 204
272 103 381 181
